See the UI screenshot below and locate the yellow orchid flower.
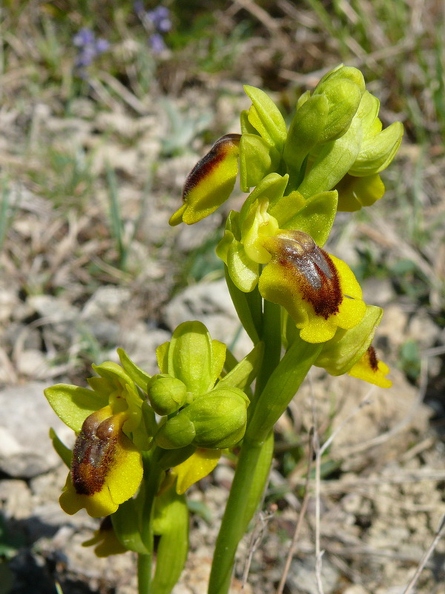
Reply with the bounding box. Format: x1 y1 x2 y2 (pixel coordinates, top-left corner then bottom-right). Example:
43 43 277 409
60 406 143 518
259 230 366 343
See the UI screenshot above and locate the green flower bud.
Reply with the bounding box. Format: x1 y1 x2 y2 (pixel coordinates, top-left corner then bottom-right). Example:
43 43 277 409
156 321 226 396
188 388 249 449
155 415 196 450
314 65 366 96
147 374 188 416
155 387 249 450
283 94 330 174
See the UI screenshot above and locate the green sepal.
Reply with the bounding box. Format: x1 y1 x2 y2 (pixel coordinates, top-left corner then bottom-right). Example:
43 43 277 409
297 116 362 197
239 133 281 191
152 487 189 594
315 305 383 375
91 360 134 387
217 214 260 294
243 84 287 148
279 190 338 246
44 384 108 433
239 173 289 220
49 428 72 468
188 388 249 448
117 348 151 391
156 387 249 449
155 414 196 450
349 121 404 176
314 64 365 97
111 499 150 555
313 77 363 143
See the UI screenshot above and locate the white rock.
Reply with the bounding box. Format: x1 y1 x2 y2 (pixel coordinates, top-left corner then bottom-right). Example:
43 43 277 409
0 382 73 478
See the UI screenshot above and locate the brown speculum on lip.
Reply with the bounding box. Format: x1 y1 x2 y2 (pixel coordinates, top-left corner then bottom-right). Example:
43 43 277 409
71 409 120 496
271 231 342 319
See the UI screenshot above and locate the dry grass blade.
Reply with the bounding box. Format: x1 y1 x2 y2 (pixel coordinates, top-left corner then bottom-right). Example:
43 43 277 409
403 514 445 594
276 427 315 594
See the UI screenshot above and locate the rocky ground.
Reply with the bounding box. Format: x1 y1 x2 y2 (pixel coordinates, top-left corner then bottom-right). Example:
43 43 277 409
1 3 445 593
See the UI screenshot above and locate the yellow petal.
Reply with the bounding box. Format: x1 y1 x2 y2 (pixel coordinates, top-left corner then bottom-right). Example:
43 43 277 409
173 449 221 495
348 346 392 388
169 134 240 225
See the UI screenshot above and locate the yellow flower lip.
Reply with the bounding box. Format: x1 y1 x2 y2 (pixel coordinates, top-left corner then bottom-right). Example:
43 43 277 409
259 230 366 343
265 230 342 319
61 405 143 517
72 406 119 497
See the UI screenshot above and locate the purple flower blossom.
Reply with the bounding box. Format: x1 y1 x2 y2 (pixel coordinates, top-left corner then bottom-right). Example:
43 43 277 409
146 6 172 33
73 28 110 72
149 33 166 54
135 3 172 52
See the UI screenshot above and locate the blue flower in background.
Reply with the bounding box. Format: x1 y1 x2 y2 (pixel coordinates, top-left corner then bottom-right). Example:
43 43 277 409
73 28 110 74
135 3 172 53
147 6 172 33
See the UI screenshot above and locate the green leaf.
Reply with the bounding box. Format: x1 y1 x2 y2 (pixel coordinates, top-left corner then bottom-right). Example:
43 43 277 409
44 384 108 433
246 335 322 444
152 489 189 594
112 499 150 555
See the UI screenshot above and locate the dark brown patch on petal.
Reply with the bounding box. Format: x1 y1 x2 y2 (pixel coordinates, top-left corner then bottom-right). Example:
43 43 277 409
71 413 120 496
366 345 379 371
274 231 342 319
182 134 240 200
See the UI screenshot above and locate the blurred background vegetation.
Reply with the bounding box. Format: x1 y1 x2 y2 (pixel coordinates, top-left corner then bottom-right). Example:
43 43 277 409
0 0 444 384
1 3 445 589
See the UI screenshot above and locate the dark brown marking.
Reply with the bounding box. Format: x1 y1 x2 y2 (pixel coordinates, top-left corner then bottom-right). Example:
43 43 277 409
71 412 120 496
273 232 342 319
182 134 240 200
366 345 379 371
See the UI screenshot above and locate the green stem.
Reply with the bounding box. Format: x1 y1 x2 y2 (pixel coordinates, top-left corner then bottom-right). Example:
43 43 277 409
137 448 164 594
253 299 282 397
208 431 274 594
137 554 152 594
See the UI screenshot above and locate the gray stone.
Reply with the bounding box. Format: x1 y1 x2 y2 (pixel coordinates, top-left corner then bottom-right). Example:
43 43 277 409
163 279 253 360
286 556 339 594
0 382 73 478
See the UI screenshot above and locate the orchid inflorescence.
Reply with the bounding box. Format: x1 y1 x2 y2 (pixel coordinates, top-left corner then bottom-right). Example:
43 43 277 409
45 64 403 594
